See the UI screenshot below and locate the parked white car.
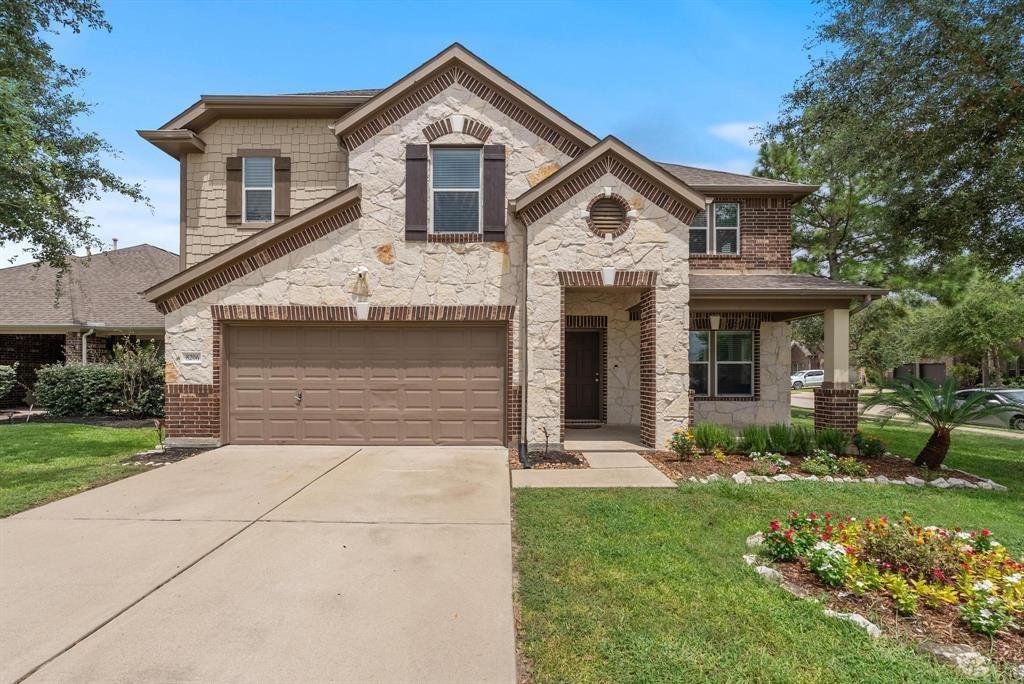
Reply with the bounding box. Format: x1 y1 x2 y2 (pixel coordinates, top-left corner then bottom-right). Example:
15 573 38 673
954 389 1024 430
791 369 825 389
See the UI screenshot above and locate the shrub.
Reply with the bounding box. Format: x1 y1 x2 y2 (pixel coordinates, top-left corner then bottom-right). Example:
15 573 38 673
767 423 798 454
836 456 869 477
800 458 834 476
691 423 735 452
667 427 699 460
951 363 979 388
112 340 164 418
808 540 851 586
0 363 16 401
737 424 771 454
791 425 816 455
815 428 849 455
852 430 886 458
749 451 787 476
34 363 122 416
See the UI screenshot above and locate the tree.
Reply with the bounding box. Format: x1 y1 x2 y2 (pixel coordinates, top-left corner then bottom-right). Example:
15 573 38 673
752 140 891 282
0 0 146 270
849 296 917 387
863 378 1007 469
764 0 1024 271
913 277 1024 386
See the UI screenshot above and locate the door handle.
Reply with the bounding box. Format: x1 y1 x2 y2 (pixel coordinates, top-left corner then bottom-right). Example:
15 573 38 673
295 390 303 402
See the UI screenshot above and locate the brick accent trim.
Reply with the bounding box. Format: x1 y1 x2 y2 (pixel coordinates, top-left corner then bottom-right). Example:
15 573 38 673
639 288 656 448
687 389 696 428
689 311 765 403
422 116 493 143
211 304 514 322
565 315 607 329
518 153 699 226
689 196 791 271
157 202 361 314
164 384 219 440
813 383 859 434
427 232 484 243
557 270 658 288
584 193 633 239
344 65 585 157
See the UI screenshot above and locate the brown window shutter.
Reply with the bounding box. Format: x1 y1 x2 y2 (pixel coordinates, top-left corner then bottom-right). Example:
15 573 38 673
405 144 428 241
226 157 242 225
482 145 506 241
274 156 290 220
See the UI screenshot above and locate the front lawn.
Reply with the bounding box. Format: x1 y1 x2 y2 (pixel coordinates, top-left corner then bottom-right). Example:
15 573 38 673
514 418 1023 682
0 422 159 517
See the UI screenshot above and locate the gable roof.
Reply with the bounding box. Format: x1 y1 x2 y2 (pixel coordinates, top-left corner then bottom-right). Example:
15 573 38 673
331 44 600 154
659 162 818 198
145 186 361 312
512 136 706 224
0 244 179 331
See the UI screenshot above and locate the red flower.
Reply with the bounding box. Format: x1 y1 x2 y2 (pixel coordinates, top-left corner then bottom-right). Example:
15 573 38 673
791 511 798 518
770 521 780 531
981 530 990 537
809 513 817 520
824 513 832 520
845 546 856 555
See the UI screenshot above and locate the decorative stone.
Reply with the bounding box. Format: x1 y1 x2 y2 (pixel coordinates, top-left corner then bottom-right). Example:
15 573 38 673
1008 663 1024 681
823 610 882 639
732 471 751 484
929 478 950 489
823 476 834 482
991 482 1008 492
751 475 768 482
742 553 757 566
687 476 698 483
978 480 993 490
774 474 792 482
875 475 890 485
947 478 969 488
706 473 723 482
755 565 783 583
915 642 993 679
804 475 818 481
698 478 708 484
906 476 926 486
746 532 764 548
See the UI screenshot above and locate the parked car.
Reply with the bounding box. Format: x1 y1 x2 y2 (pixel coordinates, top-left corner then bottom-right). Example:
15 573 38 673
954 389 1024 430
791 369 825 389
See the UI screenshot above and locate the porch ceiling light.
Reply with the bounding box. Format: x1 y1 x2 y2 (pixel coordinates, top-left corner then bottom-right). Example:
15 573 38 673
709 314 721 330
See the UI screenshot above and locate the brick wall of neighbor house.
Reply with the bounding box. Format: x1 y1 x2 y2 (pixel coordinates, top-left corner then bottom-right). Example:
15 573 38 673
813 384 859 433
0 334 65 407
692 319 792 427
184 118 347 267
63 332 109 364
689 196 791 271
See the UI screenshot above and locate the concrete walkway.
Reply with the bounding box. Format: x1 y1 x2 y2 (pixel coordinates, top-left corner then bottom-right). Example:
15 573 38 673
1 445 515 684
512 451 675 488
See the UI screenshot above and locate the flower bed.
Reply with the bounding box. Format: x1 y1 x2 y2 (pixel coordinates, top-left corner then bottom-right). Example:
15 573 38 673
508 448 589 470
755 512 1023 673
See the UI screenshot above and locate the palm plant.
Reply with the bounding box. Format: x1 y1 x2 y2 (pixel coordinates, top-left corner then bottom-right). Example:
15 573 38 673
862 378 1007 469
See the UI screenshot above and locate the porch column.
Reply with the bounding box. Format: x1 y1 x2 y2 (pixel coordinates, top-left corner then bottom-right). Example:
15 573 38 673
814 307 858 433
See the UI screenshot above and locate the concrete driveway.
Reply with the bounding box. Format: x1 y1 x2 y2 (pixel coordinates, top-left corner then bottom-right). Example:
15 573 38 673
1 445 515 683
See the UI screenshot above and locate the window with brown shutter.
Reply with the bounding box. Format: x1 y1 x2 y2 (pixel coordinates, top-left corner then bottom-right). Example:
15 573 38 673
405 144 429 241
226 157 242 225
227 149 287 227
482 145 506 241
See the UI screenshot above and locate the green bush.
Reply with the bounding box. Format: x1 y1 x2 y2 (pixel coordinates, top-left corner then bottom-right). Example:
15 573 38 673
800 448 838 475
815 428 850 455
852 430 886 458
34 363 122 416
767 424 798 454
691 423 735 452
836 456 869 477
791 425 816 455
0 363 16 401
112 340 164 418
737 424 771 454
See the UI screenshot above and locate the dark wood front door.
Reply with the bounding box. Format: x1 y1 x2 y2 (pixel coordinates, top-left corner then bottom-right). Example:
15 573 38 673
566 331 600 420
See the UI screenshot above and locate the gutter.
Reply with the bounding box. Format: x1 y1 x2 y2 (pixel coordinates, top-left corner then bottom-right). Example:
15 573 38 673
80 329 95 363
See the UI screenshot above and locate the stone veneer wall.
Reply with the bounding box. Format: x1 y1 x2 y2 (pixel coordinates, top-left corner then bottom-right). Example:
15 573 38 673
692 321 791 427
183 118 347 267
688 196 791 272
564 289 642 425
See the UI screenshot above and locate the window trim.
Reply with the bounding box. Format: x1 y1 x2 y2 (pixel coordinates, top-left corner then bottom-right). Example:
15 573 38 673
689 329 755 398
689 201 741 256
242 156 274 224
428 145 483 235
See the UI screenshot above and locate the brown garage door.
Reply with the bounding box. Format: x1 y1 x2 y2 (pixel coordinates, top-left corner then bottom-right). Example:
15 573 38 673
226 324 505 445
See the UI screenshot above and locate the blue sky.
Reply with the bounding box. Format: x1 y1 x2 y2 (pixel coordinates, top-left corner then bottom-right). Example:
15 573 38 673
3 0 822 265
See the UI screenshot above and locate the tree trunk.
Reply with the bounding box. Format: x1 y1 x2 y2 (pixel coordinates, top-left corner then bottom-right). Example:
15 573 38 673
914 427 951 470
992 349 1004 387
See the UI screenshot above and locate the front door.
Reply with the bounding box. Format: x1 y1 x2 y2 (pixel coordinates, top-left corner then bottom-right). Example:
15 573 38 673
566 331 600 421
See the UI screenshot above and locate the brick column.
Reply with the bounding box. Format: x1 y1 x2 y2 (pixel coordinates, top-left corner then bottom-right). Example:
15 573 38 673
687 389 696 428
813 382 858 433
164 384 220 445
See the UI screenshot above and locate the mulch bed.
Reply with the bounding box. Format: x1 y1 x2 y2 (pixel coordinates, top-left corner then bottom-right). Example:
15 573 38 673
642 450 987 484
508 448 589 470
124 446 212 465
776 560 1024 671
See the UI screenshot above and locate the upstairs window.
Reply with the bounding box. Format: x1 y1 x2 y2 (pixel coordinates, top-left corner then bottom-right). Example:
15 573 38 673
431 147 481 233
243 157 274 223
689 202 740 255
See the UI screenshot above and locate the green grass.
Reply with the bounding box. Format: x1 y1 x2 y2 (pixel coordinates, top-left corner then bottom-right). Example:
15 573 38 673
514 416 1023 683
0 422 159 517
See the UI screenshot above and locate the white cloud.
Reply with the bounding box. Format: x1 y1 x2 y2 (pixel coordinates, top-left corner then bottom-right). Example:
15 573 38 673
0 174 179 266
708 122 760 149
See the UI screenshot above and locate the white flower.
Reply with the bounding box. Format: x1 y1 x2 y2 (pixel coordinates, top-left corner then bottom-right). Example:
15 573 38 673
979 608 992 619
973 580 994 593
956 531 972 540
1006 573 1021 585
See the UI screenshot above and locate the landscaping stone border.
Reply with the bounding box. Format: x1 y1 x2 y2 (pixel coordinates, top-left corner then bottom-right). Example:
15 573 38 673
680 471 1009 491
743 531 1006 680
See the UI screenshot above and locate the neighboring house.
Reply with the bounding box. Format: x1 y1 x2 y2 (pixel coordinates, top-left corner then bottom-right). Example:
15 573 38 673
791 341 821 373
139 44 884 448
0 244 179 407
892 357 953 384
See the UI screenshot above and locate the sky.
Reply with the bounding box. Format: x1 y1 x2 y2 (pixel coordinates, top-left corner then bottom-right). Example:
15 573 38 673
2 0 823 266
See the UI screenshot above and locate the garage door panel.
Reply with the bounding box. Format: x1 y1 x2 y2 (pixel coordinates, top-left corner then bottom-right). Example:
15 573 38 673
228 324 505 445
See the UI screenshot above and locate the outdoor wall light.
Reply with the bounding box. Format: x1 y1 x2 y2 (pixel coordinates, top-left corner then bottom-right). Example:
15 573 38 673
351 265 371 320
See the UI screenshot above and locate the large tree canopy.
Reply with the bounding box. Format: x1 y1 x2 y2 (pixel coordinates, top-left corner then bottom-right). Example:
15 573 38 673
0 0 146 270
764 0 1024 271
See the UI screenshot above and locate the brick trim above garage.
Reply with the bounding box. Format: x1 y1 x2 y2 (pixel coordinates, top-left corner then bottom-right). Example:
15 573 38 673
211 304 514 322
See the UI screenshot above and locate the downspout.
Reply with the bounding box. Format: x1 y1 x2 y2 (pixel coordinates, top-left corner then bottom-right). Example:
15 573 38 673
80 329 95 364
514 202 530 468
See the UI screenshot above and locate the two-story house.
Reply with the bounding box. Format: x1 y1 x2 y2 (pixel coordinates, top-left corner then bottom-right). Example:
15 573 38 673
140 44 884 449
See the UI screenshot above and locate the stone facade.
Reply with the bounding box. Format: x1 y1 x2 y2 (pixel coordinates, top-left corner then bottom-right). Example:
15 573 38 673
184 118 346 267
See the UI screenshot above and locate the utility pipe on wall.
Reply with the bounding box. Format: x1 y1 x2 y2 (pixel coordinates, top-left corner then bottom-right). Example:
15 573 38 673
81 329 95 364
